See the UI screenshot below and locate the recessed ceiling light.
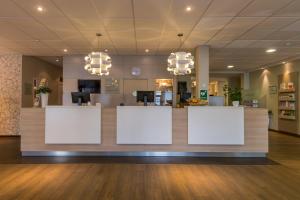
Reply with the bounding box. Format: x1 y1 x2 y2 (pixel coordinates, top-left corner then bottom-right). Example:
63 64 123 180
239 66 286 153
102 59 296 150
265 48 277 53
63 49 68 52
227 65 234 69
145 49 149 53
37 6 44 12
186 6 191 11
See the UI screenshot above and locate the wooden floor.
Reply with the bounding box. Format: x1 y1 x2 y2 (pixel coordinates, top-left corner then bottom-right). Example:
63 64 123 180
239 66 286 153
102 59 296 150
0 131 300 200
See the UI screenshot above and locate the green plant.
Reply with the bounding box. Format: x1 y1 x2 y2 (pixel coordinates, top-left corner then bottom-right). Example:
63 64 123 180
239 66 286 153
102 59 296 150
36 86 52 94
229 87 242 102
223 85 242 102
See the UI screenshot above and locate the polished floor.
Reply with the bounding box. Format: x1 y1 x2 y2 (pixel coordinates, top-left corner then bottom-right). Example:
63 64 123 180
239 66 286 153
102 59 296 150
0 131 299 199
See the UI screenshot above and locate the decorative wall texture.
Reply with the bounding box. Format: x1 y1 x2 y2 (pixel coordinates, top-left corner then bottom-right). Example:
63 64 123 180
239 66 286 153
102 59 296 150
0 54 22 135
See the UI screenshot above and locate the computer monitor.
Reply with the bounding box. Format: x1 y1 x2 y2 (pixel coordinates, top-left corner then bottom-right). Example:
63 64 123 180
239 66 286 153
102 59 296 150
137 91 154 105
181 92 191 101
71 92 90 105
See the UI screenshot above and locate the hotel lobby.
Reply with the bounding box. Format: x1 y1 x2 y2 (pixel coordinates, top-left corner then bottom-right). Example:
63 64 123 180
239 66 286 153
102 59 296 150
0 0 300 199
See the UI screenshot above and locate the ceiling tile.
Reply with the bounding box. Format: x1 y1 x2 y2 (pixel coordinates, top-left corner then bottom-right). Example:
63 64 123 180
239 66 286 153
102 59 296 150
239 0 293 16
282 20 300 31
264 31 300 40
103 19 134 31
164 0 211 30
92 0 133 18
205 0 252 17
239 17 299 40
7 18 59 40
248 40 280 48
52 0 99 18
134 0 172 19
69 18 105 32
135 19 163 41
0 21 33 40
188 17 232 41
225 40 257 48
41 40 70 49
0 0 30 17
14 0 65 18
206 40 231 48
274 0 300 16
137 40 160 49
211 17 265 41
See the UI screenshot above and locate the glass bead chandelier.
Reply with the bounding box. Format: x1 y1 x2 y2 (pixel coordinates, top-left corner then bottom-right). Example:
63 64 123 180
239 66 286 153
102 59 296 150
84 33 112 76
167 33 194 75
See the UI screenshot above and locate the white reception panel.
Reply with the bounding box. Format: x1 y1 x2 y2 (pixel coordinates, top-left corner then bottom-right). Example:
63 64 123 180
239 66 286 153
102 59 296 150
117 106 172 144
188 106 244 145
45 106 101 144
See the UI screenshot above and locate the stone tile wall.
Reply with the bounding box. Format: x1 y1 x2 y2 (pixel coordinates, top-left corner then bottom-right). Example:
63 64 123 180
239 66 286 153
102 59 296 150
0 54 22 135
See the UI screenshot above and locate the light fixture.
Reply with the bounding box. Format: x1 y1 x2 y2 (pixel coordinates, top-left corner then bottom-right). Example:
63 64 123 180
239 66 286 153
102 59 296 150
84 33 112 76
266 48 277 53
186 6 191 11
145 49 149 53
105 49 108 52
282 61 287 64
227 65 234 69
167 33 194 75
56 58 59 62
37 6 44 12
63 49 68 52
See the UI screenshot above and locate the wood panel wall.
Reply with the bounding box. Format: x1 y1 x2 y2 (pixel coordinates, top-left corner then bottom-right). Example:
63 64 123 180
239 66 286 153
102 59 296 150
20 107 268 153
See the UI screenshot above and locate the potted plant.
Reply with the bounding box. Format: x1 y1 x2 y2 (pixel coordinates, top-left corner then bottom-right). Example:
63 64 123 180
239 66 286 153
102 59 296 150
229 87 242 107
36 86 52 108
223 85 242 107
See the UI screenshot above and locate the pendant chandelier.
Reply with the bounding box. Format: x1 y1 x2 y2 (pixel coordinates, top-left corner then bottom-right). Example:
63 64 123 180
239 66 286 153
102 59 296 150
167 33 194 75
84 33 112 76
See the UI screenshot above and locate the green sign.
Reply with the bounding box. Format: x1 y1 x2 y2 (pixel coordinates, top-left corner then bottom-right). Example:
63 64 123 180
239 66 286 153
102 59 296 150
200 90 208 100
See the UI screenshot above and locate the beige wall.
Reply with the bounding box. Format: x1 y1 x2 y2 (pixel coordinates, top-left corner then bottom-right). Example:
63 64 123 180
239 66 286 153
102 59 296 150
63 55 174 107
22 56 63 107
0 54 22 135
249 61 300 134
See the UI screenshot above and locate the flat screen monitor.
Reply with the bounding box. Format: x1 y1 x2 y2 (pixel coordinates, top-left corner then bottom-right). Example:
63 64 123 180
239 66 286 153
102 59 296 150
71 92 91 105
137 91 155 103
78 79 100 94
182 92 191 100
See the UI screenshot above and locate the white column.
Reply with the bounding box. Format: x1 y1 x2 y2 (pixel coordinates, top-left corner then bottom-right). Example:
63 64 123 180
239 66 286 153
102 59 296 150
195 45 209 99
242 72 250 90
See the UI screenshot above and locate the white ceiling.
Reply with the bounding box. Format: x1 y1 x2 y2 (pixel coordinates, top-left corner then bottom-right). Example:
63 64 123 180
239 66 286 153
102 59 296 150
0 0 300 71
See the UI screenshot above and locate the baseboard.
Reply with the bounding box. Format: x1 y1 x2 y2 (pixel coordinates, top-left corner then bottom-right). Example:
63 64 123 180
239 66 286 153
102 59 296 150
22 151 267 157
269 129 300 138
0 135 20 137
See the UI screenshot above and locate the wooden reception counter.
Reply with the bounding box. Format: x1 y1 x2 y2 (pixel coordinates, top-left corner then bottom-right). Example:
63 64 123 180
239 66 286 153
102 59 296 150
20 106 268 157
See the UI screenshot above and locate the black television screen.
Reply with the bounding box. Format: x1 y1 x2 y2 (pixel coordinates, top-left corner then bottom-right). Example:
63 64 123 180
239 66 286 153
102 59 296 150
78 79 100 94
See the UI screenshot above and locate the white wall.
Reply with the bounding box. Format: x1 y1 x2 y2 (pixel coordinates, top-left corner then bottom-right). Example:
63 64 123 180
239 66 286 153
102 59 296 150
63 55 173 107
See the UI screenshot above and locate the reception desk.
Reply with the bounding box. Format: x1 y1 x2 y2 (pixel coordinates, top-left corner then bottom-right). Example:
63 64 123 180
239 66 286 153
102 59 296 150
20 106 268 157
117 106 172 144
45 106 101 144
